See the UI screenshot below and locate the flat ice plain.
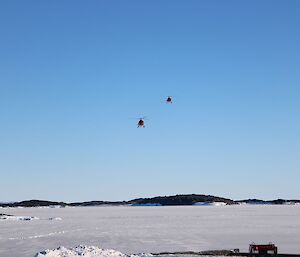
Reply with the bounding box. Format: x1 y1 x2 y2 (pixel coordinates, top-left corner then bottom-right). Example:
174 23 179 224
1 205 300 257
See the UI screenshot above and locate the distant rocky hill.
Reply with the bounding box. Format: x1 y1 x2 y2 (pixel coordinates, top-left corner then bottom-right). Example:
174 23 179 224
68 201 126 207
1 195 299 208
128 194 234 206
0 200 67 208
236 198 300 205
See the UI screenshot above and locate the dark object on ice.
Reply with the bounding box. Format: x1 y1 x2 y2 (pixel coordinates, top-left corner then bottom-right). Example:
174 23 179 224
0 213 13 216
249 243 278 257
153 247 300 257
200 250 239 256
152 250 237 256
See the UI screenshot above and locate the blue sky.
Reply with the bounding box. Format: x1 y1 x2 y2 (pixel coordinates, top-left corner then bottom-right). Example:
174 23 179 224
0 1 299 202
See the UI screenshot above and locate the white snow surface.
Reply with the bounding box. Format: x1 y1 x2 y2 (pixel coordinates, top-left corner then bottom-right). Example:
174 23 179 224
34 245 150 257
48 217 63 221
0 215 62 221
0 215 39 221
1 205 300 257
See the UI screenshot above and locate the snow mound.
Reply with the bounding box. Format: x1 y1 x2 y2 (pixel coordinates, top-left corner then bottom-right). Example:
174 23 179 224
35 245 152 257
211 202 227 206
0 215 39 221
193 202 227 206
48 217 62 221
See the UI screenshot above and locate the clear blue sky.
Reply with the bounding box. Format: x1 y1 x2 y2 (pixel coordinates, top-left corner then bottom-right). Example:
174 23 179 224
1 1 299 202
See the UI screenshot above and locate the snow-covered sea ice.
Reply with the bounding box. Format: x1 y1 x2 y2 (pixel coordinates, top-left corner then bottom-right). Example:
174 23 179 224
1 205 300 257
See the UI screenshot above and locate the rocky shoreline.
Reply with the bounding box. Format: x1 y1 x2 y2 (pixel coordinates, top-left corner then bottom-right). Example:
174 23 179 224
1 194 300 208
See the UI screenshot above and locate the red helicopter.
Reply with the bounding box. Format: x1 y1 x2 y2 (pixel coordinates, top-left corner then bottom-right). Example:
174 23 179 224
166 96 173 104
137 117 146 128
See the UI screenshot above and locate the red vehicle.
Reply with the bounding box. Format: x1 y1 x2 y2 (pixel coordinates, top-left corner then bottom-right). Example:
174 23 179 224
249 243 278 256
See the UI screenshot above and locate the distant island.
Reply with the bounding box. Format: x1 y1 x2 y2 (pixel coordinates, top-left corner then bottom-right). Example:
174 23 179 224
1 194 300 208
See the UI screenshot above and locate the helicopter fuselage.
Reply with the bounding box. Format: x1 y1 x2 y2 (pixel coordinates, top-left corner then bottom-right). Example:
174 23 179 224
138 119 145 128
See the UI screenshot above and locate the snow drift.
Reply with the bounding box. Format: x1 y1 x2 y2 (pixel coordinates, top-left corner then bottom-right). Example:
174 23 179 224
193 202 227 206
0 215 39 221
0 214 62 221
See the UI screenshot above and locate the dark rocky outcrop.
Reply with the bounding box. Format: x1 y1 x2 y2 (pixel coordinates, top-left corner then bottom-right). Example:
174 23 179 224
0 200 66 208
236 198 300 205
68 201 126 207
1 195 299 208
128 194 234 206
